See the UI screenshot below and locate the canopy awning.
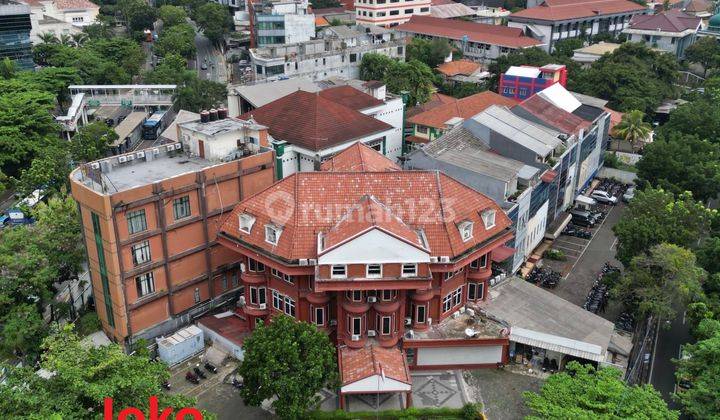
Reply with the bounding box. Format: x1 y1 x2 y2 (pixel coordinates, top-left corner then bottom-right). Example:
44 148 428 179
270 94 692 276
575 195 597 206
510 327 604 362
491 245 515 262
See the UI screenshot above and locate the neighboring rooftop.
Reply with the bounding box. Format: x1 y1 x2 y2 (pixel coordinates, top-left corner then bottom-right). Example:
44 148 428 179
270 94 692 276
684 0 712 14
320 141 400 172
238 90 392 151
419 125 534 184
179 117 267 136
112 112 147 144
626 9 701 32
470 105 563 156
572 41 621 56
318 85 384 111
396 15 543 48
509 0 646 22
437 59 483 77
406 92 457 120
411 308 506 340
430 1 478 19
481 277 614 362
56 0 99 9
408 91 516 129
516 95 591 134
338 346 410 387
161 110 200 142
229 77 321 111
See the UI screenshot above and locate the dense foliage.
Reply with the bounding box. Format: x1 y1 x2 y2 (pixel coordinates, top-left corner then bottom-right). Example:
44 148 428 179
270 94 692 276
359 54 435 106
238 315 337 419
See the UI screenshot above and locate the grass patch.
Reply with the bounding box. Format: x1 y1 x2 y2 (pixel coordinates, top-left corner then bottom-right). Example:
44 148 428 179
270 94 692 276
308 403 483 419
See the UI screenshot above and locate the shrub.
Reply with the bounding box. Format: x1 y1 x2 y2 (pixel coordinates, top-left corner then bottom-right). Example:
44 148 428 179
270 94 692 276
545 249 566 261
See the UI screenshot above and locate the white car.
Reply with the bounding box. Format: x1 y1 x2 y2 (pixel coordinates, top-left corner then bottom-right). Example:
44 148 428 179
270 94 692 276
623 186 636 203
590 190 618 204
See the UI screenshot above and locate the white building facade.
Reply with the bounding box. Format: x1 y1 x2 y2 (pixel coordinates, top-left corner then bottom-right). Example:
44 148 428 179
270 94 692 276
354 0 431 27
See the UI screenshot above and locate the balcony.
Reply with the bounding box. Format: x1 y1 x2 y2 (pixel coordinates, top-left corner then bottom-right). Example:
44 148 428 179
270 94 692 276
306 291 330 305
342 299 370 314
241 271 266 285
243 303 269 317
467 268 491 281
373 299 400 314
344 333 367 349
411 289 434 303
376 331 400 347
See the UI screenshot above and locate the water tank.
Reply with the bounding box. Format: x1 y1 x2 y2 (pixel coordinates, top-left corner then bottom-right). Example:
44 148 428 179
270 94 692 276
218 108 228 120
209 109 218 121
200 110 210 123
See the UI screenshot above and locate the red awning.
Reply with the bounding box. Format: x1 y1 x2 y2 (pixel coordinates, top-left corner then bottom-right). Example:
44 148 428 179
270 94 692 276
491 245 515 262
541 170 557 183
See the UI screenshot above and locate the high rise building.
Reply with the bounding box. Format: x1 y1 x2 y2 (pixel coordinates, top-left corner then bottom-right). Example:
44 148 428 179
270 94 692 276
0 2 33 70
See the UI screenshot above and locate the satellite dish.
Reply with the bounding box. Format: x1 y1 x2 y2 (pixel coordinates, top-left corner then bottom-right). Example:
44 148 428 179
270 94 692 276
464 328 476 338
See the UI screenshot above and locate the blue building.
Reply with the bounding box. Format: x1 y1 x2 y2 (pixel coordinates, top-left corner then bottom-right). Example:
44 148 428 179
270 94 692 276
0 3 33 70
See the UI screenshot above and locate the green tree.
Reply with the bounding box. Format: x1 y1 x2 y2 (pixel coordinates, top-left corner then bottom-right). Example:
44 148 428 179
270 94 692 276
175 77 227 112
614 243 706 321
406 38 452 68
159 4 188 27
612 188 714 266
145 54 194 85
658 99 720 144
69 121 118 163
118 0 158 34
1 57 15 79
16 143 72 196
0 303 48 359
636 133 720 203
17 67 82 110
612 109 651 152
239 315 337 419
85 36 144 79
0 325 201 418
685 35 720 77
155 23 197 59
384 59 435 106
674 331 720 418
524 361 677 419
697 237 720 275
552 37 584 59
195 2 231 45
359 52 395 81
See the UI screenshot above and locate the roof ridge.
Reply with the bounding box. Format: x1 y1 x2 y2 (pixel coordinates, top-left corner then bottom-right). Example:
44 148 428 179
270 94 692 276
435 171 457 256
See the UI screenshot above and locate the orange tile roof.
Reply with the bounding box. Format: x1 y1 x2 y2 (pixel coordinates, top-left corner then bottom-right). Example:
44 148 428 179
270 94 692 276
239 90 392 151
318 85 384 111
339 346 410 386
320 142 401 172
315 16 330 27
406 93 456 120
510 0 646 22
219 171 512 260
437 60 482 77
396 15 543 48
322 195 427 253
604 107 623 132
56 0 99 9
407 91 516 129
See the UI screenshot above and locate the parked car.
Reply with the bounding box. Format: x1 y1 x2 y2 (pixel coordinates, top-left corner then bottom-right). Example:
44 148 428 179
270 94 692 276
622 186 636 203
200 63 208 70
590 190 618 205
569 210 596 227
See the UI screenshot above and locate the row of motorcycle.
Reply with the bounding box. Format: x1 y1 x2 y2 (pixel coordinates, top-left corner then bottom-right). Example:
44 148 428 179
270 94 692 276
185 362 219 384
583 262 619 314
525 266 562 289
598 178 630 197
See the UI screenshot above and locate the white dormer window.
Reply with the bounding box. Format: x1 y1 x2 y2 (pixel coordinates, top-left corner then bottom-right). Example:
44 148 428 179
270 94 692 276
481 210 496 230
366 264 382 278
331 265 347 279
265 224 282 245
239 213 256 234
458 221 474 242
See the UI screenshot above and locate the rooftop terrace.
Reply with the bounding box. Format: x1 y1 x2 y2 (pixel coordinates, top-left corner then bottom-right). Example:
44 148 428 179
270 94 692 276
411 306 506 340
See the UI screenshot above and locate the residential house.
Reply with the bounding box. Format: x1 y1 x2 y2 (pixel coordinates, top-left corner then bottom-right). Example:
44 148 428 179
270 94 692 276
571 42 621 67
353 0 431 27
684 0 714 20
623 10 702 59
460 0 510 25
430 0 477 20
395 15 544 62
436 59 490 85
25 0 99 44
405 90 516 147
507 0 648 52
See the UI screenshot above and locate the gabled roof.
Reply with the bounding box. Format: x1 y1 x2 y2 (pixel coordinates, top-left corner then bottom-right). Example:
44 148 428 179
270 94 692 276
56 0 99 9
339 346 411 387
406 93 457 120
229 77 321 110
627 10 701 32
219 171 512 260
430 2 478 19
509 0 646 22
320 142 400 172
396 15 543 48
407 91 516 129
437 59 483 77
322 195 427 253
318 85 384 111
684 0 712 13
516 95 591 135
470 105 563 156
238 90 392 151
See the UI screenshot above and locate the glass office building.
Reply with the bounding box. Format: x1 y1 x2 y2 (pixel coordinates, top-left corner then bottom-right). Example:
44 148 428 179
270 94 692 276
0 3 34 70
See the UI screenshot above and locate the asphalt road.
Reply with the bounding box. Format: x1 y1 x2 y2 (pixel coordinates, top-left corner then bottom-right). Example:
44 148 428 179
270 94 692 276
650 309 692 413
191 23 226 83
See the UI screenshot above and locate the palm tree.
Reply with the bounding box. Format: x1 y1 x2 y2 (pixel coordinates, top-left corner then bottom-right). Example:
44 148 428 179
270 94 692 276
71 33 89 47
613 110 652 152
58 34 73 46
38 32 59 44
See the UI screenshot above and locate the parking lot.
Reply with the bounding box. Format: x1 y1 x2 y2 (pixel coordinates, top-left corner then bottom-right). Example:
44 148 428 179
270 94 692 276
541 201 626 322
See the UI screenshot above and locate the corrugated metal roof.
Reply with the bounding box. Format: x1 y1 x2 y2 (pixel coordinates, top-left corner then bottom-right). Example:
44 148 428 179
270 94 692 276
472 106 562 156
510 327 605 362
537 83 582 113
113 112 147 144
422 125 529 182
230 77 321 109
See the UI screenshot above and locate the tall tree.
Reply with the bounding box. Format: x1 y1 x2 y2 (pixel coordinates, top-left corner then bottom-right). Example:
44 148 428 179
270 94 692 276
175 77 227 112
636 133 720 203
159 4 188 28
613 243 706 321
674 330 720 418
359 52 395 81
154 23 197 59
612 109 651 152
145 54 194 85
406 38 452 68
69 121 118 163
612 188 713 266
239 315 337 419
684 36 720 77
194 2 231 45
658 99 720 144
383 59 435 106
524 361 677 419
0 326 201 418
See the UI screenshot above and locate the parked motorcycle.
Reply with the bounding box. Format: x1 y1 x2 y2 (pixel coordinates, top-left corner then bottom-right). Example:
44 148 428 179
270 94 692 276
204 362 217 374
232 377 244 389
193 366 207 380
185 372 200 384
162 380 171 390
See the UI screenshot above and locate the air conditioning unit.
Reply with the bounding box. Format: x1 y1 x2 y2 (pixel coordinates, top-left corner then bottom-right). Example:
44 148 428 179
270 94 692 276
406 330 415 339
440 256 450 263
126 154 135 161
405 317 412 326
466 309 475 317
237 296 246 307
430 256 439 263
427 317 432 326
91 162 100 169
240 263 246 273
259 303 267 310
298 259 308 266
175 143 182 150
452 311 460 319
367 296 377 303
166 145 175 152
367 330 376 337
329 319 337 326
351 334 360 341
136 151 145 159
118 156 127 163
152 147 160 155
